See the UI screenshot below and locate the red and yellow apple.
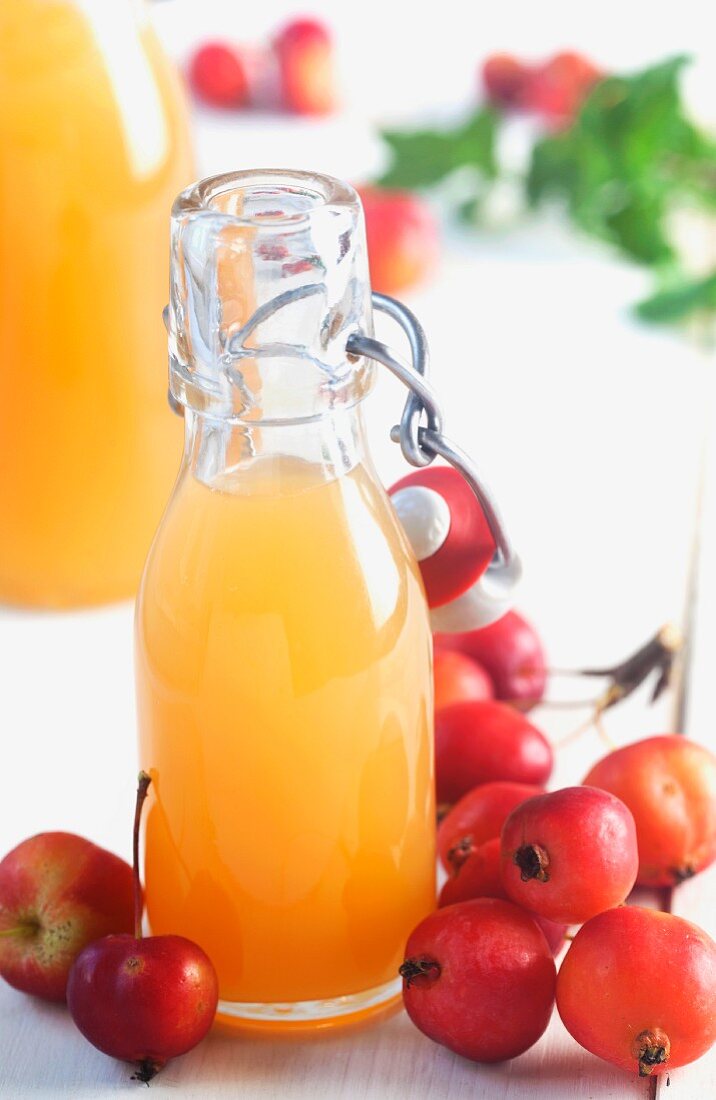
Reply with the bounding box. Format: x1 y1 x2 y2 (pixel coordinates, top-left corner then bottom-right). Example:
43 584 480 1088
0 832 134 1002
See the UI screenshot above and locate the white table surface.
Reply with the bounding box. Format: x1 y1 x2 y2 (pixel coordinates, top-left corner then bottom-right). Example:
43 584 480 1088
2 5 716 1095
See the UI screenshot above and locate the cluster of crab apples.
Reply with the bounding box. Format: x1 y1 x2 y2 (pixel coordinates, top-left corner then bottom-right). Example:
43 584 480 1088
399 600 716 1076
188 18 337 116
393 471 716 1077
405 729 716 1076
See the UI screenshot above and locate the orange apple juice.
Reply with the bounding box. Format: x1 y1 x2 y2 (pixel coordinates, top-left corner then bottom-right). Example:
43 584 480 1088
136 453 435 1014
0 1 193 606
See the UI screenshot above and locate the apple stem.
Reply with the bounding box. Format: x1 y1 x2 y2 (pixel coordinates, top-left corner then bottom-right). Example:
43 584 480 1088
0 927 26 938
133 771 152 940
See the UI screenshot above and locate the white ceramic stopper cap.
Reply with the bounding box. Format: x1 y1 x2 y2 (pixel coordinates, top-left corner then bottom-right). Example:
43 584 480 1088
429 553 523 632
391 486 451 562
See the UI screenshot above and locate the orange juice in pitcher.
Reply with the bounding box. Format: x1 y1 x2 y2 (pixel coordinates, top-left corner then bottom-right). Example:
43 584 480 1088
135 172 436 1030
0 0 193 607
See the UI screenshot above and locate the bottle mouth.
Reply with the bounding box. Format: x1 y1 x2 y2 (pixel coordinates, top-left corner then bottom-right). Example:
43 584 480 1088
173 169 360 227
169 169 374 423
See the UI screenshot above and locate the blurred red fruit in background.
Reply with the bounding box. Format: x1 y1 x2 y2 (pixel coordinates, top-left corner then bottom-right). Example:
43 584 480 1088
358 187 440 296
273 18 336 115
524 51 602 125
189 42 250 108
482 53 533 108
481 50 602 126
435 610 547 711
433 648 493 710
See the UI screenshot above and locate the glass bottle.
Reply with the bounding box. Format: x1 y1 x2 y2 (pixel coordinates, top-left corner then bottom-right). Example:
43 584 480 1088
135 170 436 1031
0 0 193 607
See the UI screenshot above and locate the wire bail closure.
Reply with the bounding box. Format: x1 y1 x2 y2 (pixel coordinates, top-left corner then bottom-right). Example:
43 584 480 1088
346 293 521 630
164 288 521 628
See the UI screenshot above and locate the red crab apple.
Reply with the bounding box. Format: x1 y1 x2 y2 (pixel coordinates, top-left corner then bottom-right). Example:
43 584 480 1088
501 786 639 924
67 774 219 1083
481 53 533 108
437 779 543 871
273 18 337 115
0 832 134 1002
583 735 716 887
439 836 505 907
557 907 716 1076
437 838 567 956
433 647 494 710
401 898 556 1062
524 51 602 126
359 186 440 296
435 700 553 805
188 41 250 108
435 609 547 711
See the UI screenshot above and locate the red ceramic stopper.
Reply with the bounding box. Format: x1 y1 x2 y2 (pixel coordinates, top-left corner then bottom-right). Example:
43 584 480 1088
390 466 496 608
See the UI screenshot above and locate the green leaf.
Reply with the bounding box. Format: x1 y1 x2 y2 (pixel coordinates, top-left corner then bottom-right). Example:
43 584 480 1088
378 108 498 190
635 271 716 323
526 55 716 268
604 195 675 265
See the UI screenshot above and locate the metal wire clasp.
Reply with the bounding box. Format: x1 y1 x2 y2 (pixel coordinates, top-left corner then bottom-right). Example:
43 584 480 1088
348 294 518 569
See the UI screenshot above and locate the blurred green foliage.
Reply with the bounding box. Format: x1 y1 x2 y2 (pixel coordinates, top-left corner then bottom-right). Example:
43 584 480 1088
378 57 716 328
635 272 716 323
380 109 498 189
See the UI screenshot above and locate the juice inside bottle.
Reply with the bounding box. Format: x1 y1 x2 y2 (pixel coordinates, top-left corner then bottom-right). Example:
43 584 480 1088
137 451 434 1018
0 0 193 607
135 171 436 1030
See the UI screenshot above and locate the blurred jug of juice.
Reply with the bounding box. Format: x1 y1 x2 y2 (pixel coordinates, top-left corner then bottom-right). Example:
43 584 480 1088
0 0 193 607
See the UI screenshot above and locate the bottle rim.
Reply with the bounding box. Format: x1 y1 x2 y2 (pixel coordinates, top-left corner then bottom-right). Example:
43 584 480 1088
173 169 360 226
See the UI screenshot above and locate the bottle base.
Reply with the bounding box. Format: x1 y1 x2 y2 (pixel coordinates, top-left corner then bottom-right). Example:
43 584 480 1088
214 976 403 1035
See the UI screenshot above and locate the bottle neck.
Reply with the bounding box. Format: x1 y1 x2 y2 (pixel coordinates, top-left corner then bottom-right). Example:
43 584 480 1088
183 403 370 494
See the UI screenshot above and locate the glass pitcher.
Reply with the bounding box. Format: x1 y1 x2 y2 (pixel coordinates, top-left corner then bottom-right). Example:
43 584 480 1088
135 170 436 1031
0 0 193 607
